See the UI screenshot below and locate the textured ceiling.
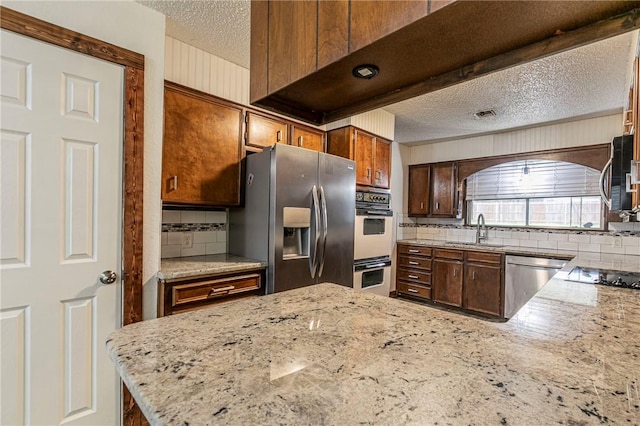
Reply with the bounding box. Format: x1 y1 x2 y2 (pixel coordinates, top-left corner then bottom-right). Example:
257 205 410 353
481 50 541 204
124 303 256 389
136 1 637 144
138 0 251 68
386 31 638 144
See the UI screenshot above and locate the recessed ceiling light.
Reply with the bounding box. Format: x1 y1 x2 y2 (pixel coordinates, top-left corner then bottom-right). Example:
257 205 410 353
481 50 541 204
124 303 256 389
352 64 379 79
473 109 497 119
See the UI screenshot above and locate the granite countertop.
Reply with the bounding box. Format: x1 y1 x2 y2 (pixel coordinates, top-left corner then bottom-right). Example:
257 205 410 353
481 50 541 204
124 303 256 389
107 276 640 425
158 253 267 281
398 238 578 259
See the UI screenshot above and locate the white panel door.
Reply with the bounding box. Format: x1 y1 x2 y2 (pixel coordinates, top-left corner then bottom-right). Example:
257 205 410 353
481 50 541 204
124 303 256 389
0 29 123 425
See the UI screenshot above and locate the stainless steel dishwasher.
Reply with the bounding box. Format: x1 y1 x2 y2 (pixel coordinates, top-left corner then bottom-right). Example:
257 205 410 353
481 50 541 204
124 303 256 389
505 255 568 318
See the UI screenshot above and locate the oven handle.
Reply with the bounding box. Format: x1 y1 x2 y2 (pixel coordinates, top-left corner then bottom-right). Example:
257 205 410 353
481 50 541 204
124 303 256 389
365 263 387 269
357 210 393 217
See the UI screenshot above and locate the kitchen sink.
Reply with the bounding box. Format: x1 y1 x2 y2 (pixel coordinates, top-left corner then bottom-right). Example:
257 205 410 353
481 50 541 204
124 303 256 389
444 242 505 248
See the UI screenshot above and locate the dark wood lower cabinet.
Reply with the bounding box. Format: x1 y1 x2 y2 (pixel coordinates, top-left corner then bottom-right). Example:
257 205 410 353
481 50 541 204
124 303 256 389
432 259 463 307
463 263 502 316
400 244 504 318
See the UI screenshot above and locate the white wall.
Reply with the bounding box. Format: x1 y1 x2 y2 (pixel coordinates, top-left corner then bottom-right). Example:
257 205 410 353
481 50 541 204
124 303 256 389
4 1 166 320
165 36 250 105
410 114 622 165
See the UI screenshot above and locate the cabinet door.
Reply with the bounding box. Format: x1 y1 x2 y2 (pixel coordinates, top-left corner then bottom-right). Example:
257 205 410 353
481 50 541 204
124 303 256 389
408 165 430 215
463 263 502 317
246 111 289 148
431 162 458 216
432 258 463 307
355 130 375 186
374 138 391 188
291 124 325 152
162 83 243 206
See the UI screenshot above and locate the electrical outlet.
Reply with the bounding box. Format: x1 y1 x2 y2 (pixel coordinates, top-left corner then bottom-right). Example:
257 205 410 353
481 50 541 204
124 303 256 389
613 236 622 248
182 231 193 249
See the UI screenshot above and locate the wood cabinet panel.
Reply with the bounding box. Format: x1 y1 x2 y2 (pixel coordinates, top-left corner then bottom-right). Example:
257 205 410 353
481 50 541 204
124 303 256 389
432 258 463 307
291 124 325 152
162 82 242 206
268 1 317 93
355 130 375 186
463 263 502 317
250 0 269 102
349 0 428 53
246 111 289 148
408 165 430 215
318 0 349 69
374 139 391 188
431 162 458 216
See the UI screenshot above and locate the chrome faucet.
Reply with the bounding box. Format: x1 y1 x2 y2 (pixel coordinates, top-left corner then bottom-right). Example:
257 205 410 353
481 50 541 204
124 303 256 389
476 213 488 244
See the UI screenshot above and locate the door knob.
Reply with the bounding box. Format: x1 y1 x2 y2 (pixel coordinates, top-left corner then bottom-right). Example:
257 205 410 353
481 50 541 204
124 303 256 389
99 270 117 284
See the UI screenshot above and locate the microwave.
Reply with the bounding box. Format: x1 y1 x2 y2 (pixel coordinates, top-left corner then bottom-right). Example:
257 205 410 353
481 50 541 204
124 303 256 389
600 135 635 212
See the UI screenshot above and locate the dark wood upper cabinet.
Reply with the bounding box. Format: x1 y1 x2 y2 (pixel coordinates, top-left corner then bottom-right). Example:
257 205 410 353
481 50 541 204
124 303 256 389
327 126 391 189
291 124 325 152
408 165 430 216
245 111 289 149
354 130 375 186
251 0 639 125
162 82 243 207
430 162 458 217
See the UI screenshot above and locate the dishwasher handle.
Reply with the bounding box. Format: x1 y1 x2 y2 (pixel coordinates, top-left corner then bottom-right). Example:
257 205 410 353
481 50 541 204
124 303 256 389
506 257 567 270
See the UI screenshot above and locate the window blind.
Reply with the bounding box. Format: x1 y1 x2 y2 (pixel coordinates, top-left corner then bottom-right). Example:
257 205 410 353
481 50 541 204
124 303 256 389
466 160 600 200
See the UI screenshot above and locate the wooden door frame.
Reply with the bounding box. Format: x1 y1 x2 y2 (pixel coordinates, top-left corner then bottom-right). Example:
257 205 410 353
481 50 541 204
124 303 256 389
1 6 145 424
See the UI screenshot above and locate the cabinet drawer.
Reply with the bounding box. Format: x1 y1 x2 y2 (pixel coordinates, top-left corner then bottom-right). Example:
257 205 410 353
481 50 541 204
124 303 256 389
398 245 432 257
172 273 261 308
466 251 503 265
397 282 431 300
433 248 464 261
398 255 431 270
397 269 431 285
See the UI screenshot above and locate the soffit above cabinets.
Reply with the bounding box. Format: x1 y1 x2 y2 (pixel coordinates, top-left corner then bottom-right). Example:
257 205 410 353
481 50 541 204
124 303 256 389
250 0 640 125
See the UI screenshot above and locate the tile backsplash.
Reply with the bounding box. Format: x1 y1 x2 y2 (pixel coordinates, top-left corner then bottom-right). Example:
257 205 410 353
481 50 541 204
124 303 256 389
396 214 640 256
161 210 227 258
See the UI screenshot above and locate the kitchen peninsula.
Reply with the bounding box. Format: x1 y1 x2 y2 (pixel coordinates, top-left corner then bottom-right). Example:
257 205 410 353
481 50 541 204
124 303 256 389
108 258 640 425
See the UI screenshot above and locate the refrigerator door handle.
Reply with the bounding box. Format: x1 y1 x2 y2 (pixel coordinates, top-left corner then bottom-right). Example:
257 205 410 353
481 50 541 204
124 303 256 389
599 152 612 210
318 186 328 277
309 185 321 279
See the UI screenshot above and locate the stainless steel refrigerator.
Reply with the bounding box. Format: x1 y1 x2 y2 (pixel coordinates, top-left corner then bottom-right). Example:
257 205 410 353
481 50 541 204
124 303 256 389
229 144 355 293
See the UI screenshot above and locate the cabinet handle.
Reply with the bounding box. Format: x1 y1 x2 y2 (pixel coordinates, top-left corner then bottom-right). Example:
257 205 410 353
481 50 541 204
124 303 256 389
408 275 419 279
408 288 419 293
453 269 457 277
366 168 371 179
169 175 178 192
420 202 424 209
277 130 282 143
208 285 235 297
436 202 440 210
299 136 304 147
376 170 381 180
408 249 420 253
408 261 419 265
472 271 476 280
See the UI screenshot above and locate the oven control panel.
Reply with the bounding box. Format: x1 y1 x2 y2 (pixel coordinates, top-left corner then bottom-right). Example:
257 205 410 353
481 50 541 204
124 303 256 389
356 190 391 208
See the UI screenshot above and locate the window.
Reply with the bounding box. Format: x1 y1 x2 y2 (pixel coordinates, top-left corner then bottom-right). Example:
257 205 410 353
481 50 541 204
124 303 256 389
466 160 603 229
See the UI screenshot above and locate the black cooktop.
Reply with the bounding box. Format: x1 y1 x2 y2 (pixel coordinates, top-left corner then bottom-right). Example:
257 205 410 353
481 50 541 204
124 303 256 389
567 267 640 290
